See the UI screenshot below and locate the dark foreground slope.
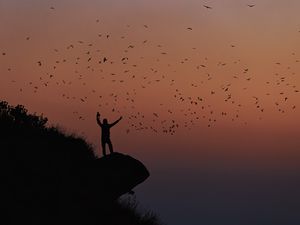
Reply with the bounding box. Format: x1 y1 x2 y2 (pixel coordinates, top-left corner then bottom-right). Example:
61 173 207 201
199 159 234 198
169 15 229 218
0 101 159 225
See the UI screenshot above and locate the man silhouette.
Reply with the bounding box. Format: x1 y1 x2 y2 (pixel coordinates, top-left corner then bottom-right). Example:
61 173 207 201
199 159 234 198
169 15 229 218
96 112 122 156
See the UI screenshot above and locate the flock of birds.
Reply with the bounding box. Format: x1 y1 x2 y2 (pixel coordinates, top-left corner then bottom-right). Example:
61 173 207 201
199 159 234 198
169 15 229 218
1 2 299 136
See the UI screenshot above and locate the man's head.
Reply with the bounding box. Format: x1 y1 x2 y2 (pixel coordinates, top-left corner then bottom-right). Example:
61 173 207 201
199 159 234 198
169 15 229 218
103 119 108 124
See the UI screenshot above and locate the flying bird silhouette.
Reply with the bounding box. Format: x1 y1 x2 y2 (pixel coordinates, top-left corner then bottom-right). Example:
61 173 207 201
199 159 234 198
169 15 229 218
203 5 212 9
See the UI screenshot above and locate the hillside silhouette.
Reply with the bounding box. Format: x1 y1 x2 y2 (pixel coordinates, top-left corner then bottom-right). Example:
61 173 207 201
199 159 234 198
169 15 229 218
0 101 160 225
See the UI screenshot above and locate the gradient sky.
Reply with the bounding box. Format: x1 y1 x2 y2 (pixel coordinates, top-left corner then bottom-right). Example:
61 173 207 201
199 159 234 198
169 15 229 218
1 1 300 224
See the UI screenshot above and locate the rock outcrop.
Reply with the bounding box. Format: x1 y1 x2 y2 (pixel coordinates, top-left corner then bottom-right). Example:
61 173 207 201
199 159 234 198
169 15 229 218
70 152 150 205
59 152 150 224
84 152 150 198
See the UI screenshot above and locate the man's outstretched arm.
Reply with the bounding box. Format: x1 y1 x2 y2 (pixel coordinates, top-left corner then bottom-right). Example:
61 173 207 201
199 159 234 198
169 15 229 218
96 112 102 127
110 116 122 127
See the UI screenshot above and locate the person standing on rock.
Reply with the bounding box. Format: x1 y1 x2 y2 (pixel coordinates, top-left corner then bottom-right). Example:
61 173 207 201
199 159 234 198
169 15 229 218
96 112 122 156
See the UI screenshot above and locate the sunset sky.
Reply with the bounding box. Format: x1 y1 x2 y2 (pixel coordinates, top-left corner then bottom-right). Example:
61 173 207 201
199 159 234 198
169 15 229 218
1 1 300 224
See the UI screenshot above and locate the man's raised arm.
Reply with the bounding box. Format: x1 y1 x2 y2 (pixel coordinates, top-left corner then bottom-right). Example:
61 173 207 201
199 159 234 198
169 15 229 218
110 116 122 127
96 112 102 127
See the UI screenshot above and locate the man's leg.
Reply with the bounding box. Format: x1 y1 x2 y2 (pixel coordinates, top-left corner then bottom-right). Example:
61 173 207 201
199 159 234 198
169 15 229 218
107 139 114 154
101 140 106 156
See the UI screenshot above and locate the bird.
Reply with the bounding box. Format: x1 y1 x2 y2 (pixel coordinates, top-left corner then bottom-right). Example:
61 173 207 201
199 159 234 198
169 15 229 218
203 5 212 9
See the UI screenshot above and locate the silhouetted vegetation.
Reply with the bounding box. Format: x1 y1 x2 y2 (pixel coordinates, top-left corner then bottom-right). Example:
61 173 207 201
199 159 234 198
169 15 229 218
0 100 161 225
